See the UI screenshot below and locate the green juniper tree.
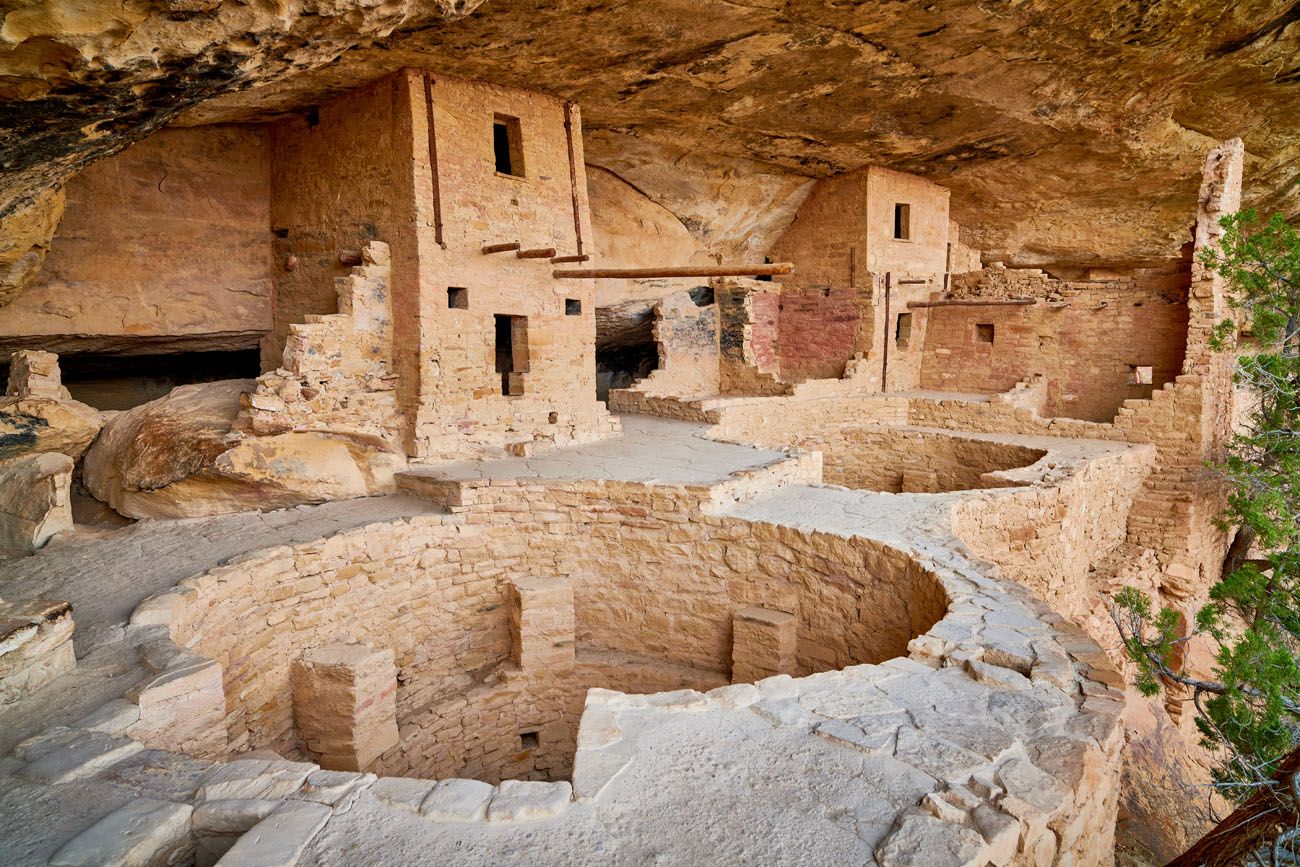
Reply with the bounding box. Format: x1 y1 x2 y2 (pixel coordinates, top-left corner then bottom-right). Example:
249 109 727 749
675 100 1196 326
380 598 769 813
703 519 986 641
1112 210 1300 865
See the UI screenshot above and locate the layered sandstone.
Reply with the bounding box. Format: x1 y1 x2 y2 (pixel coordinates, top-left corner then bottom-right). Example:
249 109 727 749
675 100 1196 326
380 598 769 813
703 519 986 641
1 0 1296 309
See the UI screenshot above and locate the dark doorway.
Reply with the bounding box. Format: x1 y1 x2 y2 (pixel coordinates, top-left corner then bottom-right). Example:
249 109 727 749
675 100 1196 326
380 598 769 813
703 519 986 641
494 314 528 395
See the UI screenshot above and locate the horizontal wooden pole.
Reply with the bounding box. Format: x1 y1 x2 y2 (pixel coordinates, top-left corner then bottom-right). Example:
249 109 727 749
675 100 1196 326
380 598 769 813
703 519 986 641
554 263 794 279
551 254 591 264
517 247 558 259
338 250 363 266
481 242 520 254
906 298 1035 308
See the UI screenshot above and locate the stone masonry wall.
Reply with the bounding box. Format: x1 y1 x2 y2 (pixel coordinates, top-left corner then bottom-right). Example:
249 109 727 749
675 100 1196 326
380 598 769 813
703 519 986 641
269 76 418 371
236 241 406 452
776 285 863 381
921 260 1191 422
408 72 615 459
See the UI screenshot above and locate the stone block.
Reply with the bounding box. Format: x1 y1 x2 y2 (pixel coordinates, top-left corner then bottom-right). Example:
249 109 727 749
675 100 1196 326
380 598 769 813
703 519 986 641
214 800 331 867
0 452 74 554
420 778 494 821
508 575 575 671
486 779 572 822
0 597 74 706
291 642 399 771
731 605 797 683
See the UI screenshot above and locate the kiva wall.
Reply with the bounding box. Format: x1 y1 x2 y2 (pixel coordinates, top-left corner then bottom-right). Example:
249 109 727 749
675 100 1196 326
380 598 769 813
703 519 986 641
162 477 948 782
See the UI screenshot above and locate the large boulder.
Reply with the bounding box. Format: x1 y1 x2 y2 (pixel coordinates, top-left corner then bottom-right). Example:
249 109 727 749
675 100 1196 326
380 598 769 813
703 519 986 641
0 350 102 462
82 380 404 519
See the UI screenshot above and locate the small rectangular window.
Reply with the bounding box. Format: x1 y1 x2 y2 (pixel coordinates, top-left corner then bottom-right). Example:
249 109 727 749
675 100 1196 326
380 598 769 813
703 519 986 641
447 287 468 309
975 323 995 344
520 730 540 750
1129 364 1153 385
493 114 524 177
895 312 913 347
565 298 582 316
893 203 911 240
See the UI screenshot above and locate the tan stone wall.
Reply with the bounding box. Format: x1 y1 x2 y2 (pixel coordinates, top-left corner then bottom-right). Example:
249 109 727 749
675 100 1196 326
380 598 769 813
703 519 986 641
864 167 951 277
407 73 614 459
268 76 418 371
920 262 1191 421
784 426 1047 494
0 127 271 353
237 242 406 452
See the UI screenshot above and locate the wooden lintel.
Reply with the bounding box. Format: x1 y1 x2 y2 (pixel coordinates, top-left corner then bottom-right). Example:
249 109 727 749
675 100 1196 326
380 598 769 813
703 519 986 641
906 298 1035 309
338 250 363 267
551 254 591 264
517 247 558 259
481 242 521 254
554 263 794 279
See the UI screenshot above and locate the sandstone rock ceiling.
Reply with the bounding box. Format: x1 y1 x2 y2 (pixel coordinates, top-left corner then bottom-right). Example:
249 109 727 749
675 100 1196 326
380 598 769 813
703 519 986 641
1 0 1298 274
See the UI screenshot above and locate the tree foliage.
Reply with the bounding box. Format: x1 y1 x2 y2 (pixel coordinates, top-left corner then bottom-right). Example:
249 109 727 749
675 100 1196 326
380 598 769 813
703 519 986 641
1114 211 1300 813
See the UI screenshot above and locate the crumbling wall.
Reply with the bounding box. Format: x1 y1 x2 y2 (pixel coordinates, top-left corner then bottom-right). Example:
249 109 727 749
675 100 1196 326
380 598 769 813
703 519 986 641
0 127 272 356
715 278 786 395
611 290 720 405
919 260 1191 421
269 76 418 372
236 242 405 451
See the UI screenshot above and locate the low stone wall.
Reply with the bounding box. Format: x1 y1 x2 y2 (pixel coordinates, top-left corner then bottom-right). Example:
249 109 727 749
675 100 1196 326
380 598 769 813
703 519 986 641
770 425 1047 493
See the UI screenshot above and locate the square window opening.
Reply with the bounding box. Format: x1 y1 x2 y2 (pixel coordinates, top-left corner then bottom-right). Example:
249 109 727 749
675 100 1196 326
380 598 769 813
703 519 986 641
893 203 911 240
520 730 540 751
447 287 468 309
1129 364 1154 385
975 323 995 344
895 312 913 347
565 298 582 316
493 114 525 177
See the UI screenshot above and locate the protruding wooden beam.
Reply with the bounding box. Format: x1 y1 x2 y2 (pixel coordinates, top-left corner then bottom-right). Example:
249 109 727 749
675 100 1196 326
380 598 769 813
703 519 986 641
906 298 1035 308
554 263 794 279
481 242 521 254
338 250 363 267
517 247 558 259
551 254 591 264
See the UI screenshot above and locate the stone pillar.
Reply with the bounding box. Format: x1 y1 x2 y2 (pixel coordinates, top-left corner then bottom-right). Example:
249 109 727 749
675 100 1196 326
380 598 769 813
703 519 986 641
5 349 69 399
508 576 575 671
732 606 798 683
291 642 399 771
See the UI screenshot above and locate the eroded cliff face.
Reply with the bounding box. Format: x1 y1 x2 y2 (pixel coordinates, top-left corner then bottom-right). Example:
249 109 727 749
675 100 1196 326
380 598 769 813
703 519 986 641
1 0 1297 304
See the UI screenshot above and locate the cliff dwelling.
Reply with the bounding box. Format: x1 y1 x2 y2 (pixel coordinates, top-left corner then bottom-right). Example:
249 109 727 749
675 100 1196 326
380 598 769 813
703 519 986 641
1 3 1298 865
